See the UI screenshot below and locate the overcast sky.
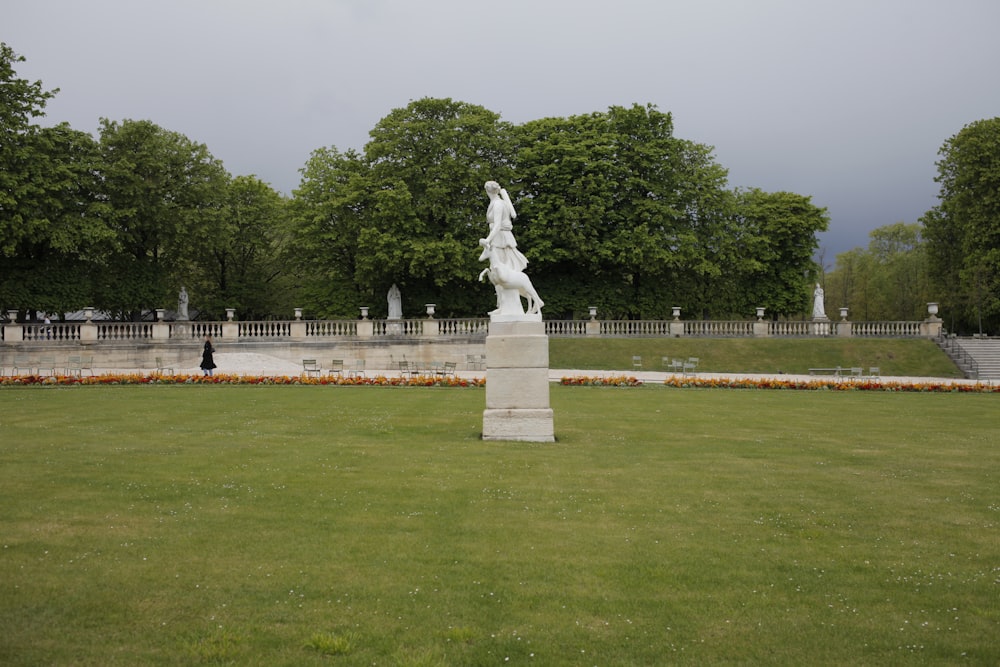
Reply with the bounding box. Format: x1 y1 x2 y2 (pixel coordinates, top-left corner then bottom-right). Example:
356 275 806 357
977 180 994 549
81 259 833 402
7 0 1000 260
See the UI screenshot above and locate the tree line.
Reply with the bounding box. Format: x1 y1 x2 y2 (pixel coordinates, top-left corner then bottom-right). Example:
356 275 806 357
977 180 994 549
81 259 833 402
3 43 996 331
823 117 1000 335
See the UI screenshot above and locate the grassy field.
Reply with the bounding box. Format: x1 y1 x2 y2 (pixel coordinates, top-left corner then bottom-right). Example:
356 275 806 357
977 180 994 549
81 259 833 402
549 337 962 377
1 385 997 665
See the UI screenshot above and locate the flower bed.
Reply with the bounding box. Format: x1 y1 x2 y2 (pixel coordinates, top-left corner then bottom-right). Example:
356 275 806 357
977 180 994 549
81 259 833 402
0 373 485 387
559 375 643 386
662 376 999 393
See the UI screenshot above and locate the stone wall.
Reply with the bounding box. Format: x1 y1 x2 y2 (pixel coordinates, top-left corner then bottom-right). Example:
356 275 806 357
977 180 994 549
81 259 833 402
0 337 486 373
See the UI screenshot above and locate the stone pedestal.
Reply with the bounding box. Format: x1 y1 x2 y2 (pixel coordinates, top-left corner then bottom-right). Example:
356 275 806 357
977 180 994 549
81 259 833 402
482 319 554 442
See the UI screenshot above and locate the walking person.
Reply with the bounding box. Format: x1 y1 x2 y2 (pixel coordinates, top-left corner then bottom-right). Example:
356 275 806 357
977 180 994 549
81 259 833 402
200 336 217 376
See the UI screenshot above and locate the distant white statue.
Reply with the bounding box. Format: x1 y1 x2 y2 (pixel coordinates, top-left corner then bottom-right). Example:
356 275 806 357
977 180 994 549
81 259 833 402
177 286 189 321
387 283 402 320
811 283 827 320
477 181 541 318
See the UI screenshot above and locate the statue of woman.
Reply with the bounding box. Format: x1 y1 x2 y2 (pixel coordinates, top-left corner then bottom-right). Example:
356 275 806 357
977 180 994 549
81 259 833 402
479 181 529 313
812 283 826 319
480 181 528 272
178 286 189 321
387 283 402 320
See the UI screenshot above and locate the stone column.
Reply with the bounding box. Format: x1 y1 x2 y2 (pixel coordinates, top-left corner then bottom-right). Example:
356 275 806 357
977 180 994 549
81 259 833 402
221 321 239 340
921 318 943 337
79 321 97 343
837 317 854 338
482 319 554 442
152 321 170 341
3 313 22 344
421 318 440 336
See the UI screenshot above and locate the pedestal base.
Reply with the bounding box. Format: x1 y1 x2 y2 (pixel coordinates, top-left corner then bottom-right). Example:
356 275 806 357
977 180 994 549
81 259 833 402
482 320 554 442
482 408 554 442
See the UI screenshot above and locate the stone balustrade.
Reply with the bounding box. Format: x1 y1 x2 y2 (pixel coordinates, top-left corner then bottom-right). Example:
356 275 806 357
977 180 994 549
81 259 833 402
2 314 943 345
0 312 947 375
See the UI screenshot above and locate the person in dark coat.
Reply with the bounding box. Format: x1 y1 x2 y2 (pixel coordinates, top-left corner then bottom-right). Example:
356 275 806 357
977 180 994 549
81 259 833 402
200 336 217 376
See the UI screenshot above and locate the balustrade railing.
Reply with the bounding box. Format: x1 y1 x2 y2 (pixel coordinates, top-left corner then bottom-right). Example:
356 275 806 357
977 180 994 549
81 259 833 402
2 315 939 345
684 320 754 337
307 320 357 337
373 319 424 336
97 322 153 341
850 321 923 337
23 323 81 341
601 320 673 337
768 321 812 336
239 321 290 338
437 318 489 336
187 322 224 338
545 320 588 336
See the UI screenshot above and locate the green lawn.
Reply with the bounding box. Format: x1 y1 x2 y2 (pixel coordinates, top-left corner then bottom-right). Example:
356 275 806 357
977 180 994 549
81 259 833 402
1 385 997 665
550 337 963 377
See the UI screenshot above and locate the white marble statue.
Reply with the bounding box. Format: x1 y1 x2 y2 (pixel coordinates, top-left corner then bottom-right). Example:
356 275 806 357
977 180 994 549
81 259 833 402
478 239 544 315
478 181 541 318
812 283 827 320
177 286 189 321
482 181 528 273
387 283 402 320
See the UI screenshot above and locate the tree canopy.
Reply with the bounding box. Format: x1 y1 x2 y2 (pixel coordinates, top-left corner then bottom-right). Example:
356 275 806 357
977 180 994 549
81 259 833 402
922 117 1000 334
2 42 835 322
95 118 230 319
824 222 932 321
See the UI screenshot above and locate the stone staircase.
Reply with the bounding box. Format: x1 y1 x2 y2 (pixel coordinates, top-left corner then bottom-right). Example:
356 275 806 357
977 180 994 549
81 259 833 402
951 337 1000 381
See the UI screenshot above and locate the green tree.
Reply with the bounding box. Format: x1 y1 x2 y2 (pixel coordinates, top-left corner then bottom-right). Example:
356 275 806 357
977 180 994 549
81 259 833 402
867 222 930 319
825 222 931 321
825 247 874 320
290 98 513 317
1 42 55 257
193 175 289 320
360 97 514 315
731 189 829 318
514 104 734 319
289 147 370 318
0 124 110 317
922 117 1000 334
95 118 229 319
290 100 834 321
0 43 112 317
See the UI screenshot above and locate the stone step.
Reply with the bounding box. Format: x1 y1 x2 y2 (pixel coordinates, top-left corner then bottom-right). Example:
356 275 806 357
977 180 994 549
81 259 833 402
955 339 1000 380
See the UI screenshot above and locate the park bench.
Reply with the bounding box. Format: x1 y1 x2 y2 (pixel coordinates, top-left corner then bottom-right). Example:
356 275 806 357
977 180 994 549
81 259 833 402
809 367 843 376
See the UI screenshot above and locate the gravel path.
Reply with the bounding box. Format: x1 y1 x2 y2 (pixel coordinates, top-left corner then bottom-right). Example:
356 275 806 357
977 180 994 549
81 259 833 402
161 352 984 386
